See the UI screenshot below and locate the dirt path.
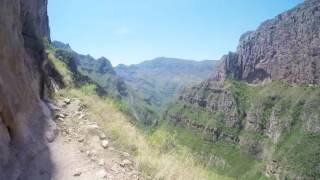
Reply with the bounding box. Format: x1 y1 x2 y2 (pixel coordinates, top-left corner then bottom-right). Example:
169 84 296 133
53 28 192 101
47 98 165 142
48 97 139 180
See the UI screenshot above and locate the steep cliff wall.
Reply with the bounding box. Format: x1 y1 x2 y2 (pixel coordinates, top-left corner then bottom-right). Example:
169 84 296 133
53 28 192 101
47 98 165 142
215 0 320 84
165 0 320 179
0 0 54 179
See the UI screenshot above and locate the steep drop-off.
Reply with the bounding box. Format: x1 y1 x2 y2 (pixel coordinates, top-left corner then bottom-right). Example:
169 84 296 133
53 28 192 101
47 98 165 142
165 0 320 179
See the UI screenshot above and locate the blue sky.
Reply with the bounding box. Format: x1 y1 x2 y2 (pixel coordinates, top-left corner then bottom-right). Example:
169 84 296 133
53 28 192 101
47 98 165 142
48 0 303 66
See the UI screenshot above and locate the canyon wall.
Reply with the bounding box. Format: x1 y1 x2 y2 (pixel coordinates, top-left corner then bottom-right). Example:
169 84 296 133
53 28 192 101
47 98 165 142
0 0 55 179
215 0 320 84
166 0 320 179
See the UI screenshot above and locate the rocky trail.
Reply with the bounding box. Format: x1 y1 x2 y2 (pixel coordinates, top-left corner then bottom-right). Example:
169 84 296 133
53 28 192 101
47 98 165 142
47 97 139 180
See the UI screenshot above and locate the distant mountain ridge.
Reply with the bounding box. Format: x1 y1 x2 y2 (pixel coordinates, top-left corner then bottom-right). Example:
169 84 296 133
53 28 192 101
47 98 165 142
115 57 218 109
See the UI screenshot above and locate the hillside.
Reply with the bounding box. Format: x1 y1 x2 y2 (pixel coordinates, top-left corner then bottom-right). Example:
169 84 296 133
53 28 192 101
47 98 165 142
1 0 319 180
48 41 157 124
50 41 126 97
45 38 233 180
115 57 217 109
164 0 320 179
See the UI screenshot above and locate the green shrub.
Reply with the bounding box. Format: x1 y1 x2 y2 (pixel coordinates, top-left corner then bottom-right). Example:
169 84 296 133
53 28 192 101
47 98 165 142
80 83 97 95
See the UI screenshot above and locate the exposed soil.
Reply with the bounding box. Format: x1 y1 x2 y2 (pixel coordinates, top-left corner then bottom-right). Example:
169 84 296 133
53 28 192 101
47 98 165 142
48 97 139 180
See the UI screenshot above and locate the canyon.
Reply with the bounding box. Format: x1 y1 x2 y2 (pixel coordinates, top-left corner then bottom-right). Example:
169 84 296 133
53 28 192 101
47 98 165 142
0 0 319 179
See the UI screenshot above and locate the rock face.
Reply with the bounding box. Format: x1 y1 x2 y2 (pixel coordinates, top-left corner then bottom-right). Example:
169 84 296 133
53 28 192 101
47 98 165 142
166 0 320 179
215 0 320 84
167 81 320 179
178 81 240 129
0 0 54 179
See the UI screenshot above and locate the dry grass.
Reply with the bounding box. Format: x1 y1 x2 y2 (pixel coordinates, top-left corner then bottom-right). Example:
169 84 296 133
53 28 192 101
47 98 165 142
47 51 73 86
55 89 231 180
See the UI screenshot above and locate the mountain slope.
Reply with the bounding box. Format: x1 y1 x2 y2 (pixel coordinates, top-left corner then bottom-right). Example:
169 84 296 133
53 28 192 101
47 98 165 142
46 40 233 180
51 41 127 98
115 57 217 109
164 0 320 179
49 41 157 124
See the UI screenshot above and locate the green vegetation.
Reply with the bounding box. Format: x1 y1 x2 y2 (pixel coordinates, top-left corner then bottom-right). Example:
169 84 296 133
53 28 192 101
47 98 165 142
47 41 158 125
275 128 320 178
48 42 232 179
80 83 97 95
166 101 239 136
47 40 320 179
165 79 320 179
46 47 73 86
115 58 217 112
55 89 232 180
149 122 265 179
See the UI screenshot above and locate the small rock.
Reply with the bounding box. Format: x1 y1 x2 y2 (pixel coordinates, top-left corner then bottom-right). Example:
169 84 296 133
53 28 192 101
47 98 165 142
78 137 85 142
108 146 115 151
73 170 82 176
101 140 109 149
86 151 91 157
98 159 105 166
78 104 87 111
91 156 96 161
99 133 107 140
120 159 132 167
64 98 71 105
87 124 99 129
131 174 138 179
56 113 65 119
79 114 86 120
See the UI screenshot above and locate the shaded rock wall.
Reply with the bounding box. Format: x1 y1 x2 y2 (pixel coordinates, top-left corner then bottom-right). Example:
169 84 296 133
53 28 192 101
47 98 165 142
0 0 54 179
